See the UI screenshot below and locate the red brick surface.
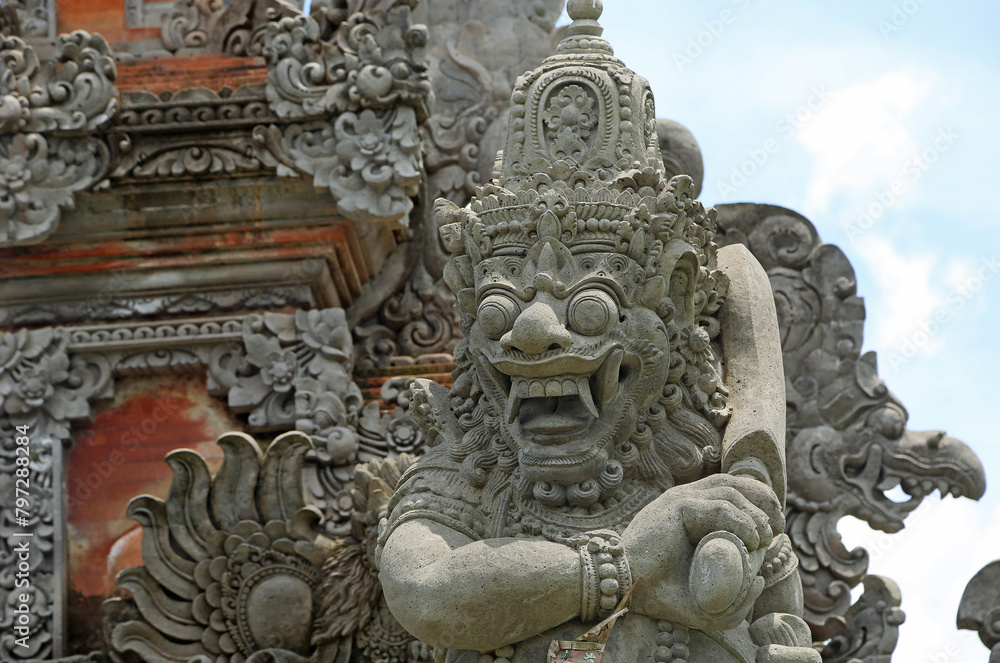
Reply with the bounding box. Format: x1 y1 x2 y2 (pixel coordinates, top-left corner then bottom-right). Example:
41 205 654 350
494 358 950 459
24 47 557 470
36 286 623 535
117 54 268 94
66 374 242 599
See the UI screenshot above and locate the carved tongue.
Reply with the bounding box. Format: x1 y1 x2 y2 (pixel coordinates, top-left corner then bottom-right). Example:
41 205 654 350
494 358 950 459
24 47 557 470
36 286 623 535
505 377 598 427
594 348 623 405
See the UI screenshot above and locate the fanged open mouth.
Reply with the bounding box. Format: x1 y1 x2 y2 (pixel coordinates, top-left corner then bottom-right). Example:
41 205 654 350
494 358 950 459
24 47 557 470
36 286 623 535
502 348 627 442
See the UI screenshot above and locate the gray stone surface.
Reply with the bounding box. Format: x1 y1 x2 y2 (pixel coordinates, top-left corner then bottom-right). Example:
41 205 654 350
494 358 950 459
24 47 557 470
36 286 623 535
105 430 331 663
0 1 990 661
958 562 1000 661
376 3 817 661
715 202 986 662
0 32 117 246
0 308 422 660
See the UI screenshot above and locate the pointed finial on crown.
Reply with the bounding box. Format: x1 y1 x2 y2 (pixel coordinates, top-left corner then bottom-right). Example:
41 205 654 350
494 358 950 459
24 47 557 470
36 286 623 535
558 0 612 55
566 0 604 37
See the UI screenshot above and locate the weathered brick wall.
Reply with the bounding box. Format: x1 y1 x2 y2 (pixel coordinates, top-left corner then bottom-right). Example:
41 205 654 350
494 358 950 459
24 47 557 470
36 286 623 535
117 54 268 94
65 374 243 652
56 0 161 48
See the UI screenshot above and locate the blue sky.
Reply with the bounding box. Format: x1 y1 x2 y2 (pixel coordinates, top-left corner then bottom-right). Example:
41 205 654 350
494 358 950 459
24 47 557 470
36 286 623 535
577 1 1000 660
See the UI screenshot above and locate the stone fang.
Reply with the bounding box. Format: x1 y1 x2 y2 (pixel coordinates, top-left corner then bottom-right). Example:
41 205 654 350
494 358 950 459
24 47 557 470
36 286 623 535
594 348 623 405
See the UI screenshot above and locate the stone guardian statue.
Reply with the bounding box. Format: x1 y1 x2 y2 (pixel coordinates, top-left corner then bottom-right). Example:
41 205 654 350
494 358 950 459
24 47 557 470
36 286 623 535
377 3 819 662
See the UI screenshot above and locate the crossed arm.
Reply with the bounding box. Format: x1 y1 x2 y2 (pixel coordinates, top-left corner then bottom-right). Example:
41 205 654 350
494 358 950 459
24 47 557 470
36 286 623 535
378 474 784 652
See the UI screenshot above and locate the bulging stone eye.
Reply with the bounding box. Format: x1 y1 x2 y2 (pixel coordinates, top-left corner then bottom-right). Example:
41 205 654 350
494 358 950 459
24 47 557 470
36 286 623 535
568 289 618 336
478 293 521 340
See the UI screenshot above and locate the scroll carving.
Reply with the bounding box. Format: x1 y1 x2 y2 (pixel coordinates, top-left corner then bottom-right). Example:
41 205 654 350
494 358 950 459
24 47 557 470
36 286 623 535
0 0 54 43
105 431 334 663
161 0 299 57
200 307 427 539
350 0 565 370
0 32 117 246
958 561 1000 661
102 430 427 663
0 329 112 660
257 3 431 226
352 264 461 374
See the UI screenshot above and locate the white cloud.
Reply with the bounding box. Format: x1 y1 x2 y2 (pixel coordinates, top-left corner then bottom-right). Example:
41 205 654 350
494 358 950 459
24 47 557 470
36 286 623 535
840 496 1000 662
855 237 946 358
796 69 939 213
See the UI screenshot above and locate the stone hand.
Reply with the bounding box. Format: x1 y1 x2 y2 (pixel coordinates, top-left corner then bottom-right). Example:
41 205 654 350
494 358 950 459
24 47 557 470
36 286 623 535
622 474 784 629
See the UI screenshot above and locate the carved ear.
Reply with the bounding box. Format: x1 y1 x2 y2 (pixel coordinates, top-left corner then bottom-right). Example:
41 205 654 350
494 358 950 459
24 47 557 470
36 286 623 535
436 199 467 257
658 239 699 326
443 256 473 295
641 275 665 309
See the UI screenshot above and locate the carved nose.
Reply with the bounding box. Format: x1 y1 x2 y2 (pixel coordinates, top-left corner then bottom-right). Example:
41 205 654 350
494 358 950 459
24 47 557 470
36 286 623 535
501 302 572 355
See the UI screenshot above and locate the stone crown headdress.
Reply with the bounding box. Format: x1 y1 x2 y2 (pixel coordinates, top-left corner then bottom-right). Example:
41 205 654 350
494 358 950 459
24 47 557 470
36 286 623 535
437 0 718 284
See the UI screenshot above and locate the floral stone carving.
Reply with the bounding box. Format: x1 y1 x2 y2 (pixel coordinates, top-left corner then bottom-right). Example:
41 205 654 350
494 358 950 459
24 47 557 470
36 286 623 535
257 1 431 225
0 328 112 660
103 430 428 663
160 0 299 57
376 3 819 662
106 431 334 662
202 308 429 539
0 31 117 246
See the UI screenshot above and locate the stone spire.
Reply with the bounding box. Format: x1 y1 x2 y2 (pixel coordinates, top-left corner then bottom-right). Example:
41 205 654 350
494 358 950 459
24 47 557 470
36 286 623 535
493 0 664 189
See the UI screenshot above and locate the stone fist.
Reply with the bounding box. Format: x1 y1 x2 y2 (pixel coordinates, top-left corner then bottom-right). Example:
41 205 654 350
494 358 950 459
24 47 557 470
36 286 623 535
622 474 784 630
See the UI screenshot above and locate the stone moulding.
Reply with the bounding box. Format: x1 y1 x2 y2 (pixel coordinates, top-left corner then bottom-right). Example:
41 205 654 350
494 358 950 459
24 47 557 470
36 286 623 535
0 0 434 248
109 86 282 181
0 31 118 246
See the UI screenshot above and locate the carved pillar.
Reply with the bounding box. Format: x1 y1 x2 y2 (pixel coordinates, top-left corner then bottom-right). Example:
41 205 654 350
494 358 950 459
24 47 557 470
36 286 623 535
0 329 112 659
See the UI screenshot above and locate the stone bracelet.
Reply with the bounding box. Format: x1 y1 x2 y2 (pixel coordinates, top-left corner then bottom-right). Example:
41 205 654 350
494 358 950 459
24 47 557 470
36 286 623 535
577 530 632 622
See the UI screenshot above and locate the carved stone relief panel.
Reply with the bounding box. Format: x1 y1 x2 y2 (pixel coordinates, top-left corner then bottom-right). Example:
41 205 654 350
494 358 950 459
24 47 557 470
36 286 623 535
0 329 113 659
349 0 565 375
259 1 432 226
0 32 118 247
0 307 386 659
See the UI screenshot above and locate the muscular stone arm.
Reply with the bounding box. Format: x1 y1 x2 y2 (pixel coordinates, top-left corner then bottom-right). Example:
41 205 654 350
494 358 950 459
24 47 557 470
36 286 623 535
379 518 583 652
